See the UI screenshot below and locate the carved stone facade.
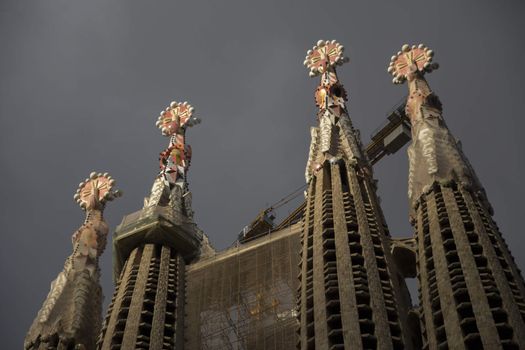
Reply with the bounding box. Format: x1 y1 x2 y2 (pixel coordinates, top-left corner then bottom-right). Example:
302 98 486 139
98 244 187 349
297 40 416 350
390 44 525 349
97 102 203 350
26 41 525 350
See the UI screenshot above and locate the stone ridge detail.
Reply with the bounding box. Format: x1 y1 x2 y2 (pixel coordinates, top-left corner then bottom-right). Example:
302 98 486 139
297 40 417 350
391 43 525 349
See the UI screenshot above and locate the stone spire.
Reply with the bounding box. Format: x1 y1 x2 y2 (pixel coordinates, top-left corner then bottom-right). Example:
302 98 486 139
143 101 201 219
297 40 417 350
25 172 121 350
390 43 525 349
303 40 366 184
388 44 487 213
97 101 203 350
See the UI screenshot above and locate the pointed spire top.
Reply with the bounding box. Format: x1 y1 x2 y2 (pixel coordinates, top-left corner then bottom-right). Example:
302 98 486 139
303 40 349 77
303 40 350 112
155 100 201 187
302 39 366 182
73 172 121 210
388 43 439 84
155 101 200 137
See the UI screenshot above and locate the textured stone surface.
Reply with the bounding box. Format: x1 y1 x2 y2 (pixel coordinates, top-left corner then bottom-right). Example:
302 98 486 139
297 41 416 350
395 45 525 349
25 174 120 350
97 102 203 350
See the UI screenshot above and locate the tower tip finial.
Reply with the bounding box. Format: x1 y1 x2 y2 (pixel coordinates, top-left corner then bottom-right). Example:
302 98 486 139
304 40 349 77
74 172 121 210
388 43 439 84
155 100 199 186
156 101 200 137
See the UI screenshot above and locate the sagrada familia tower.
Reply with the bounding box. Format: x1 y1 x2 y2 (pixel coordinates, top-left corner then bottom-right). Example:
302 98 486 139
25 40 525 350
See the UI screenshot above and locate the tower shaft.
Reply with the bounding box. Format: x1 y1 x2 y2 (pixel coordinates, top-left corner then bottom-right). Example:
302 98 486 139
414 183 525 349
388 44 525 349
98 244 186 349
97 101 202 350
299 160 411 349
298 40 415 350
25 173 120 350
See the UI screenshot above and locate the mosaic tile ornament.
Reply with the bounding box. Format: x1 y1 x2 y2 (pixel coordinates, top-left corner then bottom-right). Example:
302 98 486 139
74 172 120 209
388 43 439 84
156 101 197 136
155 101 199 185
303 39 349 77
159 143 187 183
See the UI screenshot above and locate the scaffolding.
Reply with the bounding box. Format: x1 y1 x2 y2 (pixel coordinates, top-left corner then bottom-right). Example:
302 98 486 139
185 224 301 349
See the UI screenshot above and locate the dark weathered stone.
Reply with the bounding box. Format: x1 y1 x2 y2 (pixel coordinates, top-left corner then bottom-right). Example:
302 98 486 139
297 41 417 350
97 101 204 350
393 44 525 349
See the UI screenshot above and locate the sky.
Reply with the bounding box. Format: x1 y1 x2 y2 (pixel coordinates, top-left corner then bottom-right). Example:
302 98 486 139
1 0 524 347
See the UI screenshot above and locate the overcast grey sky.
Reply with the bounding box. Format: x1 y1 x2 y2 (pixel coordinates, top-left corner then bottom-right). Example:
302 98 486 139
1 0 524 347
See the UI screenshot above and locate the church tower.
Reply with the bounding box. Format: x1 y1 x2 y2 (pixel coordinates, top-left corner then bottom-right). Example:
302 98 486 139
296 40 415 350
25 172 121 350
97 102 203 350
389 44 525 349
